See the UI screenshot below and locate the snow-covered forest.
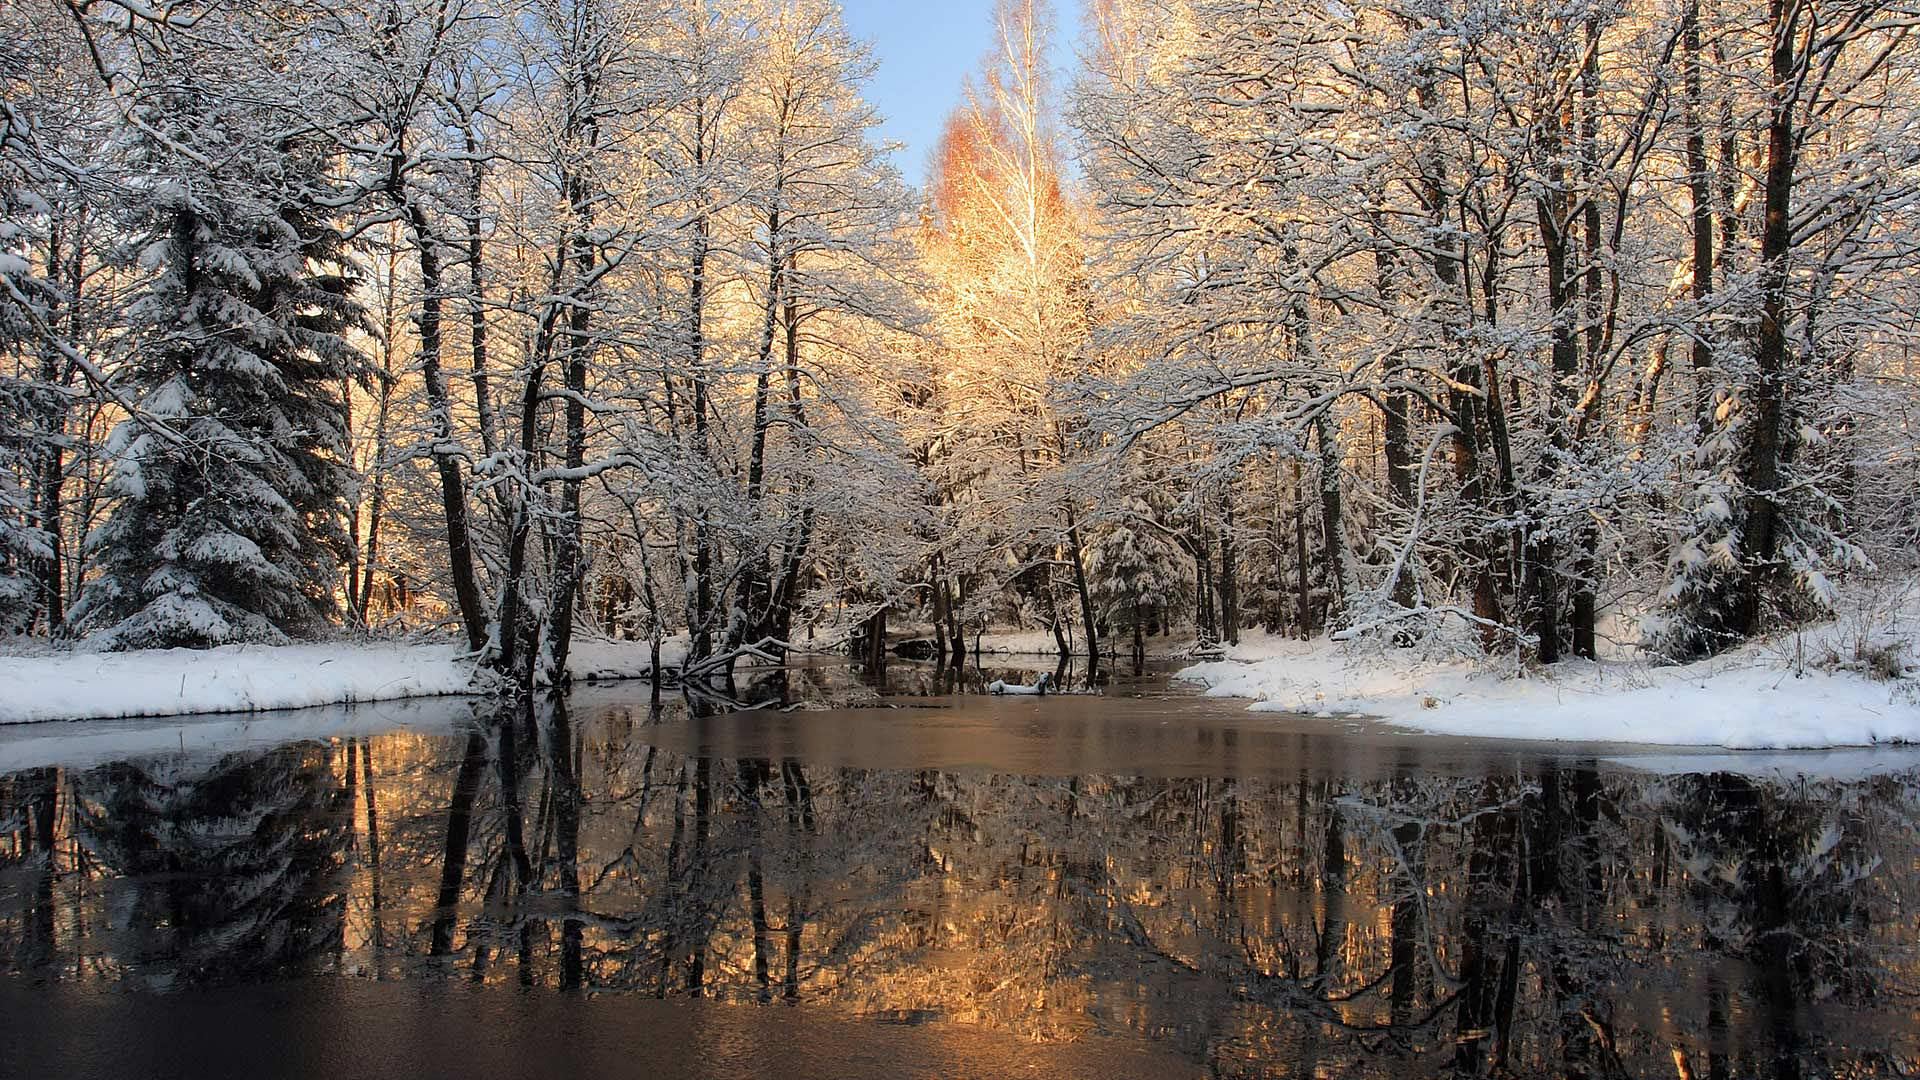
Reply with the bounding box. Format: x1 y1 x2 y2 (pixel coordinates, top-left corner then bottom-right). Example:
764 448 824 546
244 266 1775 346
4 0 1918 689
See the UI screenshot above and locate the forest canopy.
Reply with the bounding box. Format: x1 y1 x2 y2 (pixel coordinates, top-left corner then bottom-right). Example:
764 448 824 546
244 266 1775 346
3 0 1917 686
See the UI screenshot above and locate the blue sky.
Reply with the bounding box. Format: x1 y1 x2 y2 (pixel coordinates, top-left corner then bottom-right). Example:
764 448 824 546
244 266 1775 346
838 0 1085 186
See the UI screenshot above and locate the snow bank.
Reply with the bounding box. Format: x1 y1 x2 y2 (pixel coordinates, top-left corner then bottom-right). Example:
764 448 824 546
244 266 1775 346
0 637 686 724
569 636 691 681
1176 629 1920 750
0 695 483 773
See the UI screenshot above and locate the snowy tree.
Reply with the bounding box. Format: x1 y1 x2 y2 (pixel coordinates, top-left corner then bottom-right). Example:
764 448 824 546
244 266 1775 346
72 47 364 649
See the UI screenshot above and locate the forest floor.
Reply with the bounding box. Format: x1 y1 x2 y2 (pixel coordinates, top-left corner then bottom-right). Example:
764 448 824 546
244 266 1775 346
0 637 689 724
1178 588 1920 749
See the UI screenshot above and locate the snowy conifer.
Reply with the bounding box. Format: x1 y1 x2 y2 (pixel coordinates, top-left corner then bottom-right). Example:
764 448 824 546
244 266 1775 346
73 78 363 650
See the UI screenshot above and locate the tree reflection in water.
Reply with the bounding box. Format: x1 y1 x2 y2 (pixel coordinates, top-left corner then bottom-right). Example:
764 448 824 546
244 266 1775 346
2 678 1918 1078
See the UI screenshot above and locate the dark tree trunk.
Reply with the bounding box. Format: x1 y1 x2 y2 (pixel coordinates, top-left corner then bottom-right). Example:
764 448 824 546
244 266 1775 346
1065 507 1099 674
1313 414 1348 629
1570 20 1605 661
1734 0 1803 638
1193 533 1216 643
734 198 784 667
1292 459 1312 639
1417 73 1505 646
1216 492 1240 646
399 202 487 653
462 121 497 461
1684 0 1718 438
545 110 598 685
688 101 716 664
1531 109 1580 665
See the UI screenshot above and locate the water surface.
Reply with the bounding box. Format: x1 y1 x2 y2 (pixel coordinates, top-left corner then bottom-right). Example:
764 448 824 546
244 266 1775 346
2 661 1917 1078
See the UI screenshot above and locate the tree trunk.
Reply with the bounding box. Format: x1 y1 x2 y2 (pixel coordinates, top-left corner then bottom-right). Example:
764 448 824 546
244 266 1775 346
1734 0 1803 638
399 202 488 652
1570 19 1605 661
1292 459 1313 639
1371 231 1418 612
1531 106 1579 665
688 101 716 664
1684 0 1718 438
544 232 591 685
1216 492 1240 646
765 268 814 657
733 198 785 668
462 120 497 462
1314 413 1349 630
1065 503 1100 672
1193 533 1216 643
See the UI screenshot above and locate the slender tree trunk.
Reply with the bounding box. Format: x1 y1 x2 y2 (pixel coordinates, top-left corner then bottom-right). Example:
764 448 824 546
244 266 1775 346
546 81 599 684
1314 413 1349 629
494 267 560 689
734 197 784 666
33 369 63 634
766 272 814 656
399 200 488 652
1531 109 1579 664
1193 533 1216 642
545 248 590 684
27 219 67 634
462 122 497 461
1065 502 1100 672
1570 21 1605 661
1734 0 1803 638
1292 459 1312 639
1371 231 1418 612
1216 491 1240 646
1685 0 1719 439
1418 70 1505 645
689 118 715 665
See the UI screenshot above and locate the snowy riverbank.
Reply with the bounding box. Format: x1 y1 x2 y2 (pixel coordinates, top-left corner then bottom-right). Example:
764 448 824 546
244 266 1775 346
1177 622 1920 750
0 637 688 724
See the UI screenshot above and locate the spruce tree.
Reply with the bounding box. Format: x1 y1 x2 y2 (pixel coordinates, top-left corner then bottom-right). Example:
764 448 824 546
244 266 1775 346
73 85 363 650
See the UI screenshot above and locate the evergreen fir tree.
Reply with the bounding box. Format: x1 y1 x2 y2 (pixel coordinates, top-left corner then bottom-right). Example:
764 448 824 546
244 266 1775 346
73 82 363 650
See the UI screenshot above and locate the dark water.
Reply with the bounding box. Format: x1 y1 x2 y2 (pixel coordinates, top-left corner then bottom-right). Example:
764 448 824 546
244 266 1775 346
3 661 1918 1079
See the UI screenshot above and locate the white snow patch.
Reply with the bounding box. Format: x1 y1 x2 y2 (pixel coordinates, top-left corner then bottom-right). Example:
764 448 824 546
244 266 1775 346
567 636 691 681
0 695 483 773
1176 625 1920 751
0 637 686 724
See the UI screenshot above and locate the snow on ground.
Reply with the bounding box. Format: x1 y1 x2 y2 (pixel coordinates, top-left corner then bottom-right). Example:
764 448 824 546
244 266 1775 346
0 636 687 724
1177 623 1920 750
0 695 484 773
568 636 691 681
